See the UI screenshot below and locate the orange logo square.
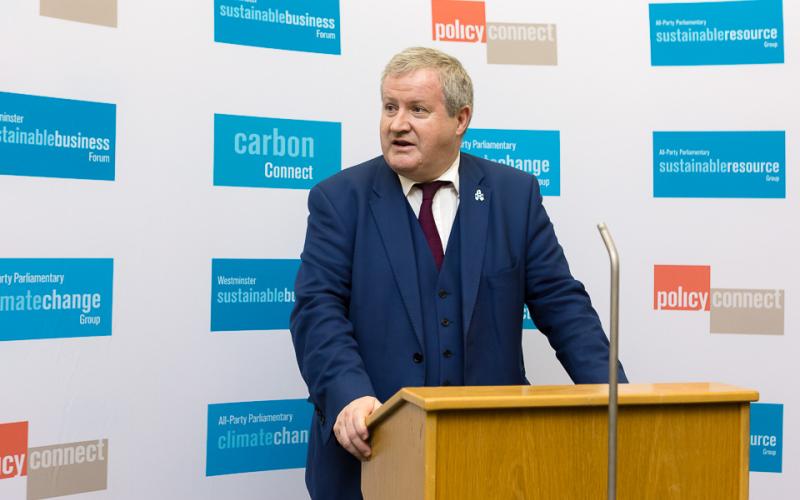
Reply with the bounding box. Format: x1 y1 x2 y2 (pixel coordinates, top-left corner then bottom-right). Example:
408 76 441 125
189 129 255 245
0 421 28 479
432 0 486 43
654 265 711 311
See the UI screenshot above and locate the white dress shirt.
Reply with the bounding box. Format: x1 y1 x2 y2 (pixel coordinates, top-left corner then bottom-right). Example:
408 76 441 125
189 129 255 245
397 155 460 252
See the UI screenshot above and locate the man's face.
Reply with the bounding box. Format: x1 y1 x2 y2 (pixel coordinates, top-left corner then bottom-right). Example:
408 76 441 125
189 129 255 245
380 69 471 182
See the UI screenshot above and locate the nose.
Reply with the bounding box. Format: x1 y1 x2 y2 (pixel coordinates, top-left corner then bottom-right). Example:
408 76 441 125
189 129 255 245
389 108 411 134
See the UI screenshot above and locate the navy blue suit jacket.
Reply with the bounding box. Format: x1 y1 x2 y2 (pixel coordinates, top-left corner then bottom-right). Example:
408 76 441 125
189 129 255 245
291 153 626 499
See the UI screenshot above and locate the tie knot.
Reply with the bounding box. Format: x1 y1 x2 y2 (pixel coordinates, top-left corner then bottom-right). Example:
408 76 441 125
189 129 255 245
416 181 450 201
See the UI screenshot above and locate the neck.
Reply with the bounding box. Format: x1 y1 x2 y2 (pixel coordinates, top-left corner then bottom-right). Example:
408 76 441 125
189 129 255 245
411 150 460 183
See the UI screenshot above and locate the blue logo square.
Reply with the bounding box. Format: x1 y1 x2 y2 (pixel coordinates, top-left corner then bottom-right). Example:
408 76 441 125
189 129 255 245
522 305 537 330
649 0 784 66
0 92 116 181
206 399 313 476
214 114 341 190
0 259 114 341
462 129 560 197
215 0 340 55
653 131 785 198
750 402 783 473
211 259 300 332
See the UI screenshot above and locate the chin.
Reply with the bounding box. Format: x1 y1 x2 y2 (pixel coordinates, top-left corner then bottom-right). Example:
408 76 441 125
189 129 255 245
385 156 420 175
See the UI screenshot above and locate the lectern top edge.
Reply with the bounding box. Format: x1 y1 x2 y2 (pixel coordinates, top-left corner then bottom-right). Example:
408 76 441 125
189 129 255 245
366 382 759 428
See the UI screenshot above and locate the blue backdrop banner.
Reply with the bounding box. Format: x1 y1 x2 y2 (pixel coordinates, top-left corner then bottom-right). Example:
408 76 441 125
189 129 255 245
214 0 341 55
0 92 116 181
206 399 313 476
653 131 785 198
211 259 300 332
649 0 784 66
0 258 114 341
214 114 341 190
462 128 560 196
750 402 783 473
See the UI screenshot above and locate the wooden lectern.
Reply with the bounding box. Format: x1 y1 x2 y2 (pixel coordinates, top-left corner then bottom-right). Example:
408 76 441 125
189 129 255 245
362 383 758 499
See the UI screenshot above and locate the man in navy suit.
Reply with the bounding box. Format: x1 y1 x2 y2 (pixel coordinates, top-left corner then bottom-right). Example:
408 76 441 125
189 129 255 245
290 47 626 500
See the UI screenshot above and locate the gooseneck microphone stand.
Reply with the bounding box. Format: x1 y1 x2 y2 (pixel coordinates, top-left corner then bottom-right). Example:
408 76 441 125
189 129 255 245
597 223 619 500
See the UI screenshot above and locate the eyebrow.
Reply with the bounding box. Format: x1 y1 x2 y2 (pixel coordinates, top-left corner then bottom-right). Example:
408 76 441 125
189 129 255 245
381 97 430 106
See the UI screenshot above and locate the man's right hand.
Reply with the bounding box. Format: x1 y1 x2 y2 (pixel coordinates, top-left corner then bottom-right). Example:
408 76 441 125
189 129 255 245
333 396 382 461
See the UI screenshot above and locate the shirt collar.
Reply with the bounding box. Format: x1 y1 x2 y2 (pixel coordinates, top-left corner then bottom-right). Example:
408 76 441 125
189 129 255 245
397 154 461 197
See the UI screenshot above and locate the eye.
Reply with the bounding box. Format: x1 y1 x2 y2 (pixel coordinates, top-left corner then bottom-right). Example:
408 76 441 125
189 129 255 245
383 103 398 114
412 105 428 114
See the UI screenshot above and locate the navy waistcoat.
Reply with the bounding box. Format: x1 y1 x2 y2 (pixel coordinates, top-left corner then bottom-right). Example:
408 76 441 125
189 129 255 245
407 205 465 386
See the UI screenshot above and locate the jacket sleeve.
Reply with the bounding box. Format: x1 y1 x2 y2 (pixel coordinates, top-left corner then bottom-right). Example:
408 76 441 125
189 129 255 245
290 184 376 441
523 178 628 384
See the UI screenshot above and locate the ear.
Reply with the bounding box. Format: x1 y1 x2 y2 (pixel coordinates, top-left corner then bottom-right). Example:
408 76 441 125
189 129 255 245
455 106 472 136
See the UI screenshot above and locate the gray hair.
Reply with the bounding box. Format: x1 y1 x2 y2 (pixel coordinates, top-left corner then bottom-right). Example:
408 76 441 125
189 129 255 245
381 47 474 117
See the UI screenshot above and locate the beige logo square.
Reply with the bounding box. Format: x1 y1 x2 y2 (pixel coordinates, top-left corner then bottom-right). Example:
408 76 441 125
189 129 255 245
486 22 558 65
26 439 108 500
40 0 117 28
709 288 784 335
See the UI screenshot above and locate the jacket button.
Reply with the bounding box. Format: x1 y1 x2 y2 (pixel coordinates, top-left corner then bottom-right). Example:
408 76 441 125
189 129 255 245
412 352 424 363
438 289 448 299
441 318 450 327
443 349 453 358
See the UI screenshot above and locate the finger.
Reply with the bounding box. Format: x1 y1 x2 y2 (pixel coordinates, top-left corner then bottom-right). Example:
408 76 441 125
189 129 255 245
334 421 352 450
353 408 369 441
345 413 370 455
336 412 367 460
333 418 344 442
341 433 365 460
336 425 361 459
345 414 371 458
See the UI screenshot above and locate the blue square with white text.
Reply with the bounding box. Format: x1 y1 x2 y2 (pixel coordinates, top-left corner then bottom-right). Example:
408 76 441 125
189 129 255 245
750 403 783 473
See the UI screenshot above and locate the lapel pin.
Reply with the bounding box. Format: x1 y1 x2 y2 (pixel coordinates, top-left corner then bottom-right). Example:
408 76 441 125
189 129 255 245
474 189 485 202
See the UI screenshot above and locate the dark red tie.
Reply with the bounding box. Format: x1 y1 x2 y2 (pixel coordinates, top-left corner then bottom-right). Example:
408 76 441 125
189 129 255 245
416 181 449 270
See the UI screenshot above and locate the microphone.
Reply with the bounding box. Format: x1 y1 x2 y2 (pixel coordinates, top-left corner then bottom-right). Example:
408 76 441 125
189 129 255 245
597 223 619 500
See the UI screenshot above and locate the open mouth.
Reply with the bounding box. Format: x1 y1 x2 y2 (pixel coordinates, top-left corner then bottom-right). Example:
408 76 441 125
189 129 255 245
392 139 414 148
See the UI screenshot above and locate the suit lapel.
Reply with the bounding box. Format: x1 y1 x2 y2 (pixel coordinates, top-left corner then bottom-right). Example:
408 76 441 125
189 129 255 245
369 160 425 349
459 155 490 337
